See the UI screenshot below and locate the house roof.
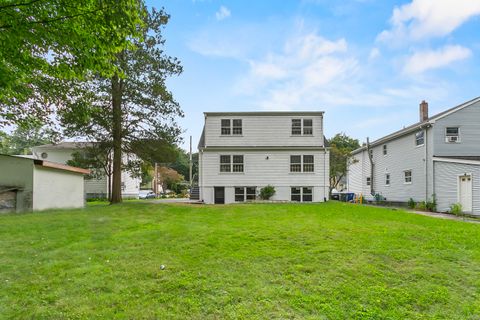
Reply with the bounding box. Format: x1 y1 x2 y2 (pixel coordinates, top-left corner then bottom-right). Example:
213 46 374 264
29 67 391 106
0 154 90 175
204 111 324 116
198 127 205 149
33 141 94 149
351 97 480 155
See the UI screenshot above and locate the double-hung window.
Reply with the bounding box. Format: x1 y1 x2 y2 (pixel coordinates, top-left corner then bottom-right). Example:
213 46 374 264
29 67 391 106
291 187 313 202
383 144 387 155
404 170 412 184
220 155 244 173
415 131 424 146
221 119 242 135
366 177 371 186
290 155 314 173
291 119 313 136
445 127 459 143
385 173 390 186
235 187 256 202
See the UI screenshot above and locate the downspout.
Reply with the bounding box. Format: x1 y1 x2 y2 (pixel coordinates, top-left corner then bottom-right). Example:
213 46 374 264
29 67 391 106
424 127 428 202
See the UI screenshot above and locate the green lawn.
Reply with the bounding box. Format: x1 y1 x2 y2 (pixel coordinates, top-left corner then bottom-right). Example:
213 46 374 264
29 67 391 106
1 202 479 319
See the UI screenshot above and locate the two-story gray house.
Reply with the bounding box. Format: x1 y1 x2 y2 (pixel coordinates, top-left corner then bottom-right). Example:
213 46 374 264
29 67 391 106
347 97 480 215
197 112 330 204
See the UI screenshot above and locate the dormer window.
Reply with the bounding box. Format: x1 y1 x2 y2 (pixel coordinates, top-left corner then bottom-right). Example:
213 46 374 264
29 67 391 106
445 127 460 143
221 119 242 135
292 119 313 136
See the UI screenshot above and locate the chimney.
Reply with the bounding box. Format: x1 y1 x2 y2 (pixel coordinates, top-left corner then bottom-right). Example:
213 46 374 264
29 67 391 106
419 100 428 122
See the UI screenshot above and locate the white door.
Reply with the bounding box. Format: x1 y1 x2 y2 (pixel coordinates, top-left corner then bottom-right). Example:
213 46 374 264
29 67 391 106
459 175 473 213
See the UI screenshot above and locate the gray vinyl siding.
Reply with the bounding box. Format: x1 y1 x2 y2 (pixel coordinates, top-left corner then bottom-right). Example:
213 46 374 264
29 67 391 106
348 128 433 202
204 115 324 147
434 161 480 215
433 100 480 156
200 149 329 203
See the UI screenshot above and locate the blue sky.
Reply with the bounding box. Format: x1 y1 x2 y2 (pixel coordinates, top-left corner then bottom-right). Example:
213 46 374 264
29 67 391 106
147 0 480 150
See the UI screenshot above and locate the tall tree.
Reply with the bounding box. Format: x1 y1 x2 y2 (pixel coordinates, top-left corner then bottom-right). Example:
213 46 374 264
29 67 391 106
329 133 360 192
58 7 183 204
0 0 145 127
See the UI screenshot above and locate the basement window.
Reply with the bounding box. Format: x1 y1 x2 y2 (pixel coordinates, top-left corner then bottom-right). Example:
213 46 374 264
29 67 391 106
291 187 313 202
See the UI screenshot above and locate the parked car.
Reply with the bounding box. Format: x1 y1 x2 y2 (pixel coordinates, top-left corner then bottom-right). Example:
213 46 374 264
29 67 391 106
139 190 156 199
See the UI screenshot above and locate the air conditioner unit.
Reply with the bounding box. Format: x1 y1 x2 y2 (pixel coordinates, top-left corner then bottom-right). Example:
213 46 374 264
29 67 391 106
446 136 459 143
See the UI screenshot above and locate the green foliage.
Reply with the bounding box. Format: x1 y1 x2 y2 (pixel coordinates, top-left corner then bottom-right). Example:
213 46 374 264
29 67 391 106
1 202 480 318
66 144 112 180
416 201 427 211
426 194 437 212
449 203 463 216
169 149 198 182
259 185 276 200
328 133 361 191
407 198 416 209
0 0 146 127
0 123 56 155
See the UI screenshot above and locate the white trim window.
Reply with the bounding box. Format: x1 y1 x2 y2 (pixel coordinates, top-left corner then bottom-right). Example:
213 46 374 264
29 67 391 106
445 127 460 143
366 177 371 186
404 170 412 184
385 173 390 186
291 119 313 136
235 187 256 202
291 187 313 202
290 155 314 172
221 119 242 135
383 144 387 155
415 131 424 146
219 155 244 173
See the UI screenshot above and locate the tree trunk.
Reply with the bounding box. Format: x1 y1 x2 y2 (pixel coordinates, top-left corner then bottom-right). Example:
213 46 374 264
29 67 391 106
110 74 123 204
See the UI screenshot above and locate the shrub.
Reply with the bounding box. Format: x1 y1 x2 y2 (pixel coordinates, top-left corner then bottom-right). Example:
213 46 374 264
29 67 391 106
416 201 427 211
407 198 416 209
449 203 463 216
259 185 276 200
426 194 437 212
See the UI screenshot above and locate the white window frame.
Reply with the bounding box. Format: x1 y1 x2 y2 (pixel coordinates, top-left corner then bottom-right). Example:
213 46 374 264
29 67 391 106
219 154 244 173
445 127 460 143
366 177 371 186
290 155 314 173
221 118 242 136
291 119 313 136
290 186 313 202
404 170 412 184
385 173 390 186
415 131 425 146
383 144 387 156
234 186 256 202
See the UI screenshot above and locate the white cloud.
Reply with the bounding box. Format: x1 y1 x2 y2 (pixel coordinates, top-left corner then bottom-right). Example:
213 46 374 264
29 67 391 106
403 45 472 74
235 33 359 110
378 0 480 43
369 47 380 60
215 6 231 21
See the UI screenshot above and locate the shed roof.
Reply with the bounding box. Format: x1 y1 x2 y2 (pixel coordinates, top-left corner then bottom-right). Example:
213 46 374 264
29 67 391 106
0 154 90 175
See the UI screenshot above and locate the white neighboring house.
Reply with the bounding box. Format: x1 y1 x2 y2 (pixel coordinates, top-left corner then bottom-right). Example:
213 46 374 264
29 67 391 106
197 112 330 204
31 142 141 199
0 154 89 212
347 97 480 216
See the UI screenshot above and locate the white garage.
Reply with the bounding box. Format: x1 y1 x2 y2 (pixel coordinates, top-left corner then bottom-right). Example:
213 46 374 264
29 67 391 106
0 154 90 213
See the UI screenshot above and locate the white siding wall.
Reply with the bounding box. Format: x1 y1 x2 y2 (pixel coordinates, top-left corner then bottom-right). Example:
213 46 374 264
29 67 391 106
204 115 324 147
433 100 480 157
434 161 480 216
32 166 85 211
200 150 329 204
348 127 434 202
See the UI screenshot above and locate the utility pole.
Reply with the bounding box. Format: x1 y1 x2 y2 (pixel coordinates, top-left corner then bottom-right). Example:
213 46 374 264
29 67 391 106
189 135 193 189
154 162 158 195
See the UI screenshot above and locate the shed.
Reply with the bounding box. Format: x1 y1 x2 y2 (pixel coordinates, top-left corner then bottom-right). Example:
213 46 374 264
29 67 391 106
0 154 90 212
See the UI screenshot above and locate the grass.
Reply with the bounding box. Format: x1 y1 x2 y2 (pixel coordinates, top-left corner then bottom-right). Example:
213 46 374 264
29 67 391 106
1 202 480 319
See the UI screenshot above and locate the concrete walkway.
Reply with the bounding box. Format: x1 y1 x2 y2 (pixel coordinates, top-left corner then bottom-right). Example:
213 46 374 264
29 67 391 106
408 209 480 224
151 198 202 204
